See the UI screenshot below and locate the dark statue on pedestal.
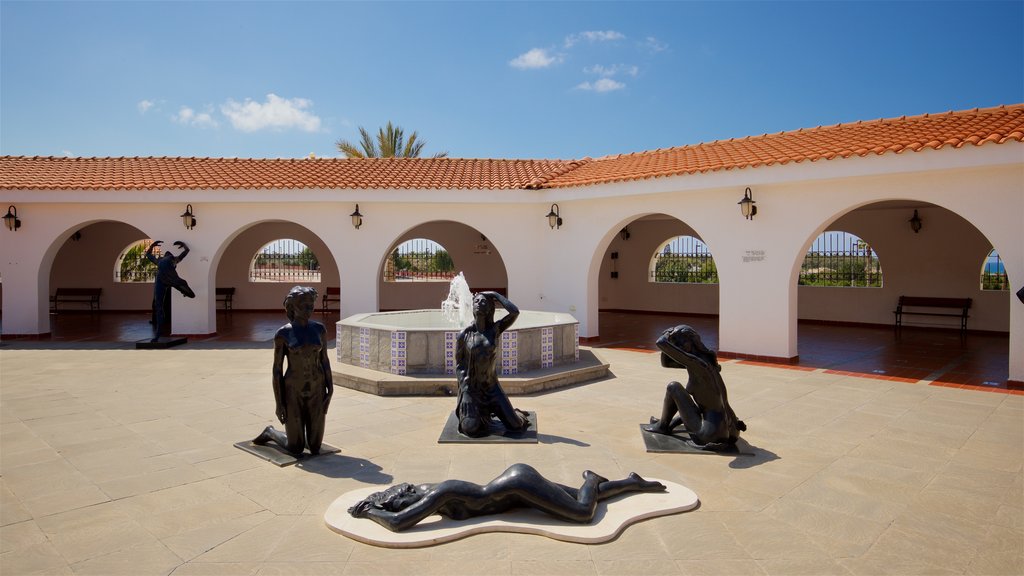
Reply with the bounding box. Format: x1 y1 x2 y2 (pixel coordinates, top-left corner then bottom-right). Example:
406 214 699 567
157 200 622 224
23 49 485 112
643 325 746 451
145 240 196 341
253 286 334 455
455 292 530 437
347 463 665 532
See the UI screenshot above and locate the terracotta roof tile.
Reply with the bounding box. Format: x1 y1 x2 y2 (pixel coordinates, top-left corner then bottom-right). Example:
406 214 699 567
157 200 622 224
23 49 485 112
543 104 1024 188
1 104 1020 191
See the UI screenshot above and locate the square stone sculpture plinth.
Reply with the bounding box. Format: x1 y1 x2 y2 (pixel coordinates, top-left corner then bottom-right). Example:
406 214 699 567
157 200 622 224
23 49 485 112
438 411 538 444
234 440 340 467
639 425 753 456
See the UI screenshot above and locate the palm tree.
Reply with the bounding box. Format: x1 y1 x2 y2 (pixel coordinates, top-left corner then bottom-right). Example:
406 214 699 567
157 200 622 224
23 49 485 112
336 122 448 158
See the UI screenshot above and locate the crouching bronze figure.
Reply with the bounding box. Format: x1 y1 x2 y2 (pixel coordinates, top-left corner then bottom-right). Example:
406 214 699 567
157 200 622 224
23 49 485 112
643 325 746 451
348 463 665 532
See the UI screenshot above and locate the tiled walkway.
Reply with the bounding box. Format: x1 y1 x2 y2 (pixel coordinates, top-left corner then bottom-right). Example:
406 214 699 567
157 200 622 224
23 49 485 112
1 344 1020 575
590 312 1015 393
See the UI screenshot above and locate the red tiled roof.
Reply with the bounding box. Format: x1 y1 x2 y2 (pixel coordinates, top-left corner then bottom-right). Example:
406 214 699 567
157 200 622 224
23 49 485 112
541 104 1024 188
1 105 1021 191
0 157 583 191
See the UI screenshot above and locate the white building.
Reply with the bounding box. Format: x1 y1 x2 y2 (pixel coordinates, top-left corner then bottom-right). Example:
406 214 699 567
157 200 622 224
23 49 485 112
2 105 1022 383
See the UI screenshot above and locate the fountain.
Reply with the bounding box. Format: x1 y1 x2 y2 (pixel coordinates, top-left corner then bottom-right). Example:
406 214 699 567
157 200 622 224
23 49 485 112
441 272 473 327
334 274 608 395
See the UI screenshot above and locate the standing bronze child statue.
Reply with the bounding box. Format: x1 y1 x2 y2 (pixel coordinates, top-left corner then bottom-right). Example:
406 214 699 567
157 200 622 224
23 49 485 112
455 292 530 437
254 286 334 455
145 240 196 341
644 325 746 450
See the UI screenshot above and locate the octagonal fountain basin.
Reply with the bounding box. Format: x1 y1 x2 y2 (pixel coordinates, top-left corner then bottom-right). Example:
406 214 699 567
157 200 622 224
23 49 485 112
337 309 580 377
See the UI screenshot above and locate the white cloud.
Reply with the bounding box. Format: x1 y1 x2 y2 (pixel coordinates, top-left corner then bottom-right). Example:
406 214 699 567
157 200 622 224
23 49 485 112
137 99 154 114
565 30 625 48
220 94 322 132
61 150 74 157
509 48 561 69
584 64 639 78
173 106 218 129
642 36 669 53
576 78 626 92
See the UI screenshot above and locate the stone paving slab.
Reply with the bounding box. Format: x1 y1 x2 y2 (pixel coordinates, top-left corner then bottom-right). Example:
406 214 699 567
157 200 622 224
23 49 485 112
0 345 1021 575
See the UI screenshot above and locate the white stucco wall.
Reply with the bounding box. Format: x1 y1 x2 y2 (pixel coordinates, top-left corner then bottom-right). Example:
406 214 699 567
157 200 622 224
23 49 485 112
2 142 1021 380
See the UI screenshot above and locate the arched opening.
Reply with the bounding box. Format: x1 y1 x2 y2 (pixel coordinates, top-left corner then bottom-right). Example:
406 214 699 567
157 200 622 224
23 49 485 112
47 221 158 340
378 221 508 312
382 238 456 283
595 214 719 350
980 249 1009 291
114 239 158 283
649 235 719 284
798 231 882 288
249 238 323 284
793 201 1010 383
214 221 340 325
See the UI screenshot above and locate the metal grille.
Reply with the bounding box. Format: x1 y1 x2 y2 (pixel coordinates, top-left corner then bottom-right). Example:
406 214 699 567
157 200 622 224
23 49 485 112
799 232 882 287
115 240 158 282
651 236 718 283
250 239 322 283
981 249 1008 290
382 238 456 282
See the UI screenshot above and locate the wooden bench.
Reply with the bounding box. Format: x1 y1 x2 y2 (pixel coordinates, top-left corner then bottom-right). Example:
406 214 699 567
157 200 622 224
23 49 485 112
322 287 340 313
50 287 101 312
216 287 235 311
894 296 972 341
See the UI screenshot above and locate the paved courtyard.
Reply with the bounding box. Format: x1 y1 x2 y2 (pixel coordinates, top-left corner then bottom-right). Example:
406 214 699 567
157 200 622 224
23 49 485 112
1 343 1021 575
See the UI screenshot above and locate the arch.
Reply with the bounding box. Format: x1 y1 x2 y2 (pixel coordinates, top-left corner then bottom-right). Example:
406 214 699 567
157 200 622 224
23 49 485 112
377 220 508 312
797 231 882 288
208 220 341 314
248 238 323 284
790 199 1011 334
37 220 158 336
648 235 719 284
591 213 721 347
382 237 457 283
114 238 157 283
980 249 1009 291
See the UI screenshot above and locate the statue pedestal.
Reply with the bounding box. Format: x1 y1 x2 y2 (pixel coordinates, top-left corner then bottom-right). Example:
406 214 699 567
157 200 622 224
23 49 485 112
325 478 699 548
234 440 340 467
638 425 754 456
438 411 537 444
135 337 187 349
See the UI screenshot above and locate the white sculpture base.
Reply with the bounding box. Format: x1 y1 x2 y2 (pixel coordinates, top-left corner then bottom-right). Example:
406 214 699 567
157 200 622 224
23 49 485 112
324 479 698 548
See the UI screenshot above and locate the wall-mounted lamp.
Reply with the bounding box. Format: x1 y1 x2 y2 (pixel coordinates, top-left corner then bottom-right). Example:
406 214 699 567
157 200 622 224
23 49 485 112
350 204 363 229
70 231 82 242
909 209 922 234
181 204 197 230
619 227 631 241
546 203 562 229
738 187 757 220
3 205 21 231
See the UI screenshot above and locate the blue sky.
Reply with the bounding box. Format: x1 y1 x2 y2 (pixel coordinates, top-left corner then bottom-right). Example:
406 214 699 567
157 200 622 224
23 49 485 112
2 1 1021 160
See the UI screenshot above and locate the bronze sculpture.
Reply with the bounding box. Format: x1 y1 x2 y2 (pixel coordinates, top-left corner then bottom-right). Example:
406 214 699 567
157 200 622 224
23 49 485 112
145 240 196 341
253 286 334 455
455 291 530 437
347 463 666 532
643 325 746 450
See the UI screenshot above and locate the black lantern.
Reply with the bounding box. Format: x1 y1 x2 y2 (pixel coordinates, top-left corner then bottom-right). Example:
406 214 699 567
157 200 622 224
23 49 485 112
181 204 197 230
546 203 562 229
909 209 922 234
3 205 21 231
738 187 757 220
350 204 363 229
